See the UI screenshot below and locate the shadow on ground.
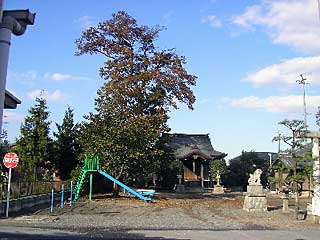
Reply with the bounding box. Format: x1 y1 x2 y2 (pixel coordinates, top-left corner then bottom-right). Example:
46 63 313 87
0 229 188 240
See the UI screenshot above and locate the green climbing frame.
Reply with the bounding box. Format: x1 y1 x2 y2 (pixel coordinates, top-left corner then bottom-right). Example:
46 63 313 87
74 157 100 201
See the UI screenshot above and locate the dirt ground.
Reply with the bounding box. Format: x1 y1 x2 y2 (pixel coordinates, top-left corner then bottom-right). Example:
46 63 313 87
2 192 320 232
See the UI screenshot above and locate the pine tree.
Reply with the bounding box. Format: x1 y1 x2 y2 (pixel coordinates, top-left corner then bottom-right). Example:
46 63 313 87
276 119 310 220
53 106 80 180
16 96 52 181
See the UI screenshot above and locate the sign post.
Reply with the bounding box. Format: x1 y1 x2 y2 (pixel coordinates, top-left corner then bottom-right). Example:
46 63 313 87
3 152 19 218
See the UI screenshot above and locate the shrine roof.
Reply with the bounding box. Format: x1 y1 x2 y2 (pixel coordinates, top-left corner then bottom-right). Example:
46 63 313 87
163 133 227 160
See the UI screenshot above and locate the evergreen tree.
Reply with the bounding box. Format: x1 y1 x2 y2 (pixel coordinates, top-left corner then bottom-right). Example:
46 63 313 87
210 159 227 183
76 11 196 184
16 96 52 181
226 151 269 190
53 106 80 180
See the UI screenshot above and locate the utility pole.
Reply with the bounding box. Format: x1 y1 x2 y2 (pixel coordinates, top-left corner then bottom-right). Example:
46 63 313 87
296 74 308 129
277 131 282 192
0 0 3 23
0 8 35 138
277 131 281 155
272 131 282 192
0 0 5 141
318 0 320 20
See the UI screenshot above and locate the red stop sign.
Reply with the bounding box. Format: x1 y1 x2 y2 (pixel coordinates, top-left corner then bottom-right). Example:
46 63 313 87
3 152 19 169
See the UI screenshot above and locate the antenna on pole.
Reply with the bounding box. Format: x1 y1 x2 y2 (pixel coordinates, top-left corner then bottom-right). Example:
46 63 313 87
296 74 309 129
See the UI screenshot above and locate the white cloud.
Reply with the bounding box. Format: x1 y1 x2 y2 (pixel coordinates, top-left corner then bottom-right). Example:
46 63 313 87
232 0 320 53
227 95 320 113
3 112 25 123
202 15 222 28
232 5 263 29
8 70 90 84
162 11 174 25
44 72 90 81
245 56 320 87
27 89 67 102
199 98 211 104
7 70 38 86
8 70 37 81
75 15 95 29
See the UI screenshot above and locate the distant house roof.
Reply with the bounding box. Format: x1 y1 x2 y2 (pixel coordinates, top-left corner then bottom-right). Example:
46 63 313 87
230 150 312 169
4 90 21 109
163 133 227 160
230 152 278 163
280 143 313 167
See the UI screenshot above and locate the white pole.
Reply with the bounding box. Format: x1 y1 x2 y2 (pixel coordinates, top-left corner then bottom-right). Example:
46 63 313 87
60 184 64 208
0 9 35 140
70 181 73 208
302 82 307 128
5 167 11 218
318 0 320 21
296 74 308 128
311 137 320 218
0 0 4 23
0 26 11 141
0 1 7 140
50 189 54 213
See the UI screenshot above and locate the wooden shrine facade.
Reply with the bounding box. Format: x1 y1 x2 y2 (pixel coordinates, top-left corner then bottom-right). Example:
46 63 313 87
164 133 227 188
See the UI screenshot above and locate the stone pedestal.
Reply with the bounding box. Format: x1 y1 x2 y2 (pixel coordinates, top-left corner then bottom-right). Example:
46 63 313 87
247 185 263 195
243 184 267 212
243 195 267 212
282 197 289 212
213 185 224 194
175 184 185 193
312 185 320 217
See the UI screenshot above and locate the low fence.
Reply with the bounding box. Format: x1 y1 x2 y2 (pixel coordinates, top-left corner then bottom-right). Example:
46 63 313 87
0 191 68 216
0 180 71 200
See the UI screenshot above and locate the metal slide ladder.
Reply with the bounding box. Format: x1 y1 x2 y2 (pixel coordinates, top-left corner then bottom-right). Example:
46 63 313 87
74 157 152 202
74 157 100 201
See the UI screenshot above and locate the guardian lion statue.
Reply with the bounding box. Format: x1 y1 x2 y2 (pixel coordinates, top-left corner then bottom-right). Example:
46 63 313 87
248 169 262 185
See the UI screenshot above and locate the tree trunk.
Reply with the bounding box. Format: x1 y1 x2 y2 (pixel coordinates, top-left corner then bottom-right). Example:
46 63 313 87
294 181 299 220
33 167 37 182
112 165 125 197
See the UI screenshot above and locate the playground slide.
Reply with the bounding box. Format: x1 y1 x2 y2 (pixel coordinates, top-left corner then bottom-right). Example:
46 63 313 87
97 170 152 202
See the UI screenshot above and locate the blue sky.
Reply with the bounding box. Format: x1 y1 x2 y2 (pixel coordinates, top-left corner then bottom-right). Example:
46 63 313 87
3 0 320 159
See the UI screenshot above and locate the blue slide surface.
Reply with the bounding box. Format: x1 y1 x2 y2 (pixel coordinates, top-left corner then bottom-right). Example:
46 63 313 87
97 170 152 202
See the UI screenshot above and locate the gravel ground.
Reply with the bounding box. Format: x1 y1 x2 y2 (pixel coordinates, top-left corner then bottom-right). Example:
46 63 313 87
1 192 319 233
